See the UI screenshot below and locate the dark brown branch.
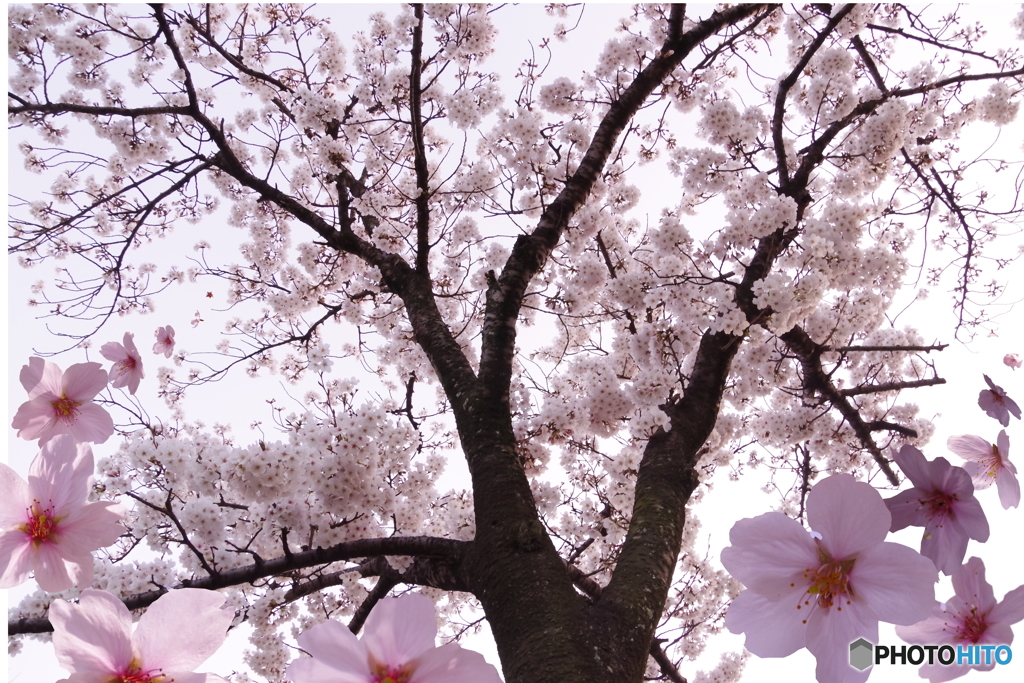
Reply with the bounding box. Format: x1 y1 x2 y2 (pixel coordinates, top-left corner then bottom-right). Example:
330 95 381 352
409 4 432 275
839 377 947 397
8 536 467 635
830 344 948 352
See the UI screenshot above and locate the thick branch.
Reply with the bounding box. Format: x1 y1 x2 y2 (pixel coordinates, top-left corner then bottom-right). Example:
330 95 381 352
8 536 466 635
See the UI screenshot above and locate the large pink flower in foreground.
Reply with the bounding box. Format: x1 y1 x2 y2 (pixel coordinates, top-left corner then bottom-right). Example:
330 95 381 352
50 588 234 683
884 445 989 575
897 557 1024 682
978 374 1020 427
947 430 1019 509
153 325 175 358
722 474 937 683
288 593 503 683
100 332 145 394
12 357 114 444
0 435 124 592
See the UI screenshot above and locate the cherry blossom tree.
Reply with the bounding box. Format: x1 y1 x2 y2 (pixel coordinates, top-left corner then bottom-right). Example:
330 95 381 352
8 4 1024 683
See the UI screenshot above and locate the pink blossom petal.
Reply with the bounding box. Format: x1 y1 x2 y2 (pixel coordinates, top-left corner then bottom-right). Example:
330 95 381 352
288 656 368 683
363 594 438 665
997 472 1020 509
848 542 936 625
725 589 807 657
807 474 890 558
988 585 1024 627
885 489 928 531
806 601 876 683
58 501 125 555
21 356 62 399
412 642 503 683
947 435 992 465
294 618 370 680
949 497 990 544
11 397 60 442
66 402 115 445
720 512 818 595
0 530 34 588
50 590 134 676
917 662 975 683
61 363 108 402
31 540 80 592
134 589 234 675
951 557 997 613
895 603 952 644
28 436 92 513
0 462 32 528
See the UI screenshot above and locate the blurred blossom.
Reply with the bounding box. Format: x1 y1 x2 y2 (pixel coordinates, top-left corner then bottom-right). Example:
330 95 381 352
978 374 1020 427
0 435 123 591
100 332 145 395
12 357 114 445
947 430 1019 509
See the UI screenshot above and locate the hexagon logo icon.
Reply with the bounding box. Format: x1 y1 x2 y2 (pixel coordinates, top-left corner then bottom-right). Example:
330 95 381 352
849 638 874 671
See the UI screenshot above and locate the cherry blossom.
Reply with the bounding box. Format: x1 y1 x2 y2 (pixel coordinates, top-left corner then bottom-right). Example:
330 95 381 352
884 445 989 575
896 557 1024 682
11 357 114 445
49 588 234 683
1004 353 1022 370
287 593 503 683
722 474 937 683
977 374 1021 427
947 430 1020 509
153 325 176 357
0 435 124 592
101 332 145 395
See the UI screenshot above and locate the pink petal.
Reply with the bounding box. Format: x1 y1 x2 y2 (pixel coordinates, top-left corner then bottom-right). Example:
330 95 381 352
294 618 370 679
21 357 63 399
0 462 32 527
951 557 996 614
917 662 973 683
363 594 438 666
134 589 233 674
995 466 1020 508
66 402 115 445
0 530 34 588
895 604 954 644
807 474 890 559
952 497 990 543
287 657 368 683
884 489 928 531
11 397 59 442
50 589 134 676
849 541 936 625
988 585 1024 627
99 341 127 364
892 445 932 487
947 435 992 465
58 501 125 555
32 540 83 592
920 518 970 576
805 601 876 683
411 642 503 683
720 512 818 595
29 436 93 513
62 363 109 402
725 589 807 657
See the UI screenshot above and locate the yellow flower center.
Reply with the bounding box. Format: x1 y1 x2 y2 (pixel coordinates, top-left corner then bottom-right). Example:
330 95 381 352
371 662 412 683
795 546 856 620
51 395 82 423
21 503 59 546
